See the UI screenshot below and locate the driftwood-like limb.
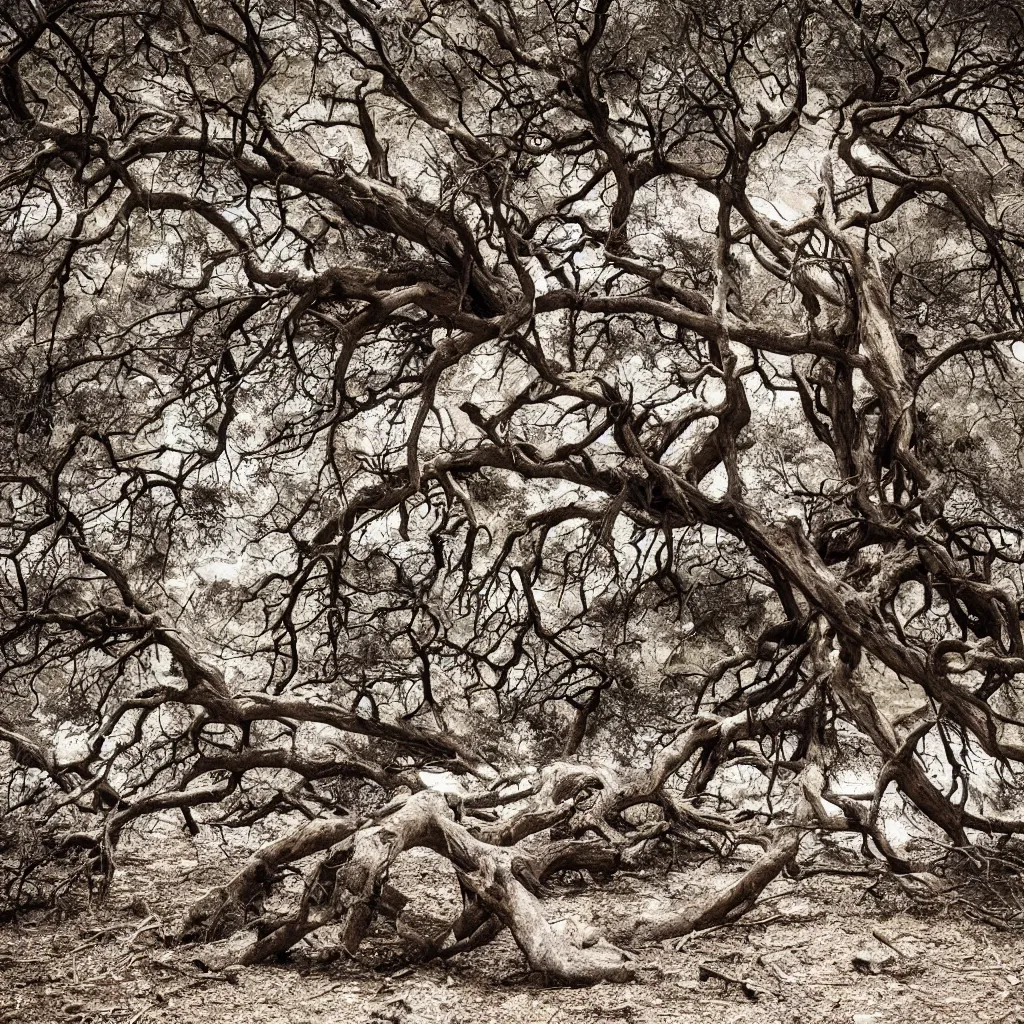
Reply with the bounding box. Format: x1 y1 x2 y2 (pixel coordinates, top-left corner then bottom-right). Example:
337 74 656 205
452 852 634 983
180 813 361 941
629 765 824 943
432 807 635 983
631 829 802 943
229 791 634 984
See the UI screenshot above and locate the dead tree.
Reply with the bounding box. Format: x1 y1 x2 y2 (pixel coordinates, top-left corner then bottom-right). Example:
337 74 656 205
3 0 1024 981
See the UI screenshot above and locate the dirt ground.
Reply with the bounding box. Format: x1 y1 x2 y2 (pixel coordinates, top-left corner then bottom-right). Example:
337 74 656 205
2 831 1023 1024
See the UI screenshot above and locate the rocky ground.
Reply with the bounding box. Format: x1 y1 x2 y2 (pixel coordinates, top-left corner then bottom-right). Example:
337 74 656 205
2 829 1023 1024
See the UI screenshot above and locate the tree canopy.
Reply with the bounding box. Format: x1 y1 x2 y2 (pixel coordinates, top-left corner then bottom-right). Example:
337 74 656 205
4 0 1024 983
